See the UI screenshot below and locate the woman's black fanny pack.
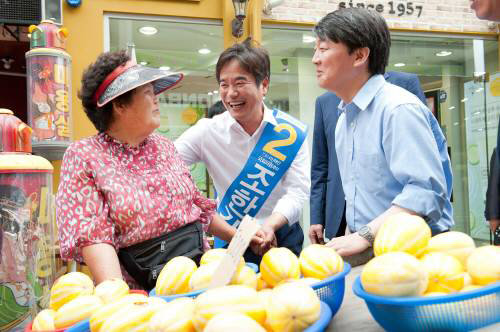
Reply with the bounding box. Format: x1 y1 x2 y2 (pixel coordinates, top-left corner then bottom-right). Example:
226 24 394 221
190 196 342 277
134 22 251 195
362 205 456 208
118 222 204 291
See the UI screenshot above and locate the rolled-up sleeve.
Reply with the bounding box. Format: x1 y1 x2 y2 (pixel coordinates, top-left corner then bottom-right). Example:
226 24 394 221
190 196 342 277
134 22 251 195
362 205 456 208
55 145 115 262
383 104 448 222
273 138 311 225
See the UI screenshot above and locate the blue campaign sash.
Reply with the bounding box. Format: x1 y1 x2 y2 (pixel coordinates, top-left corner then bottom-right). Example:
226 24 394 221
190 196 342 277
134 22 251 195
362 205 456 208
215 109 308 248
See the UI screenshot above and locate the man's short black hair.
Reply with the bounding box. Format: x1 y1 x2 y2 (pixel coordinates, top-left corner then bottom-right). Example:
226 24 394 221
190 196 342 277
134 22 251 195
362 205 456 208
215 38 270 86
78 50 135 132
314 8 391 75
207 100 226 119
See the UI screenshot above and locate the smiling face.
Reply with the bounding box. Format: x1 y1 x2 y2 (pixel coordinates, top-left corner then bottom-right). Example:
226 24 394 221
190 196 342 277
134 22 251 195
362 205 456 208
470 0 500 20
312 38 358 94
219 59 269 127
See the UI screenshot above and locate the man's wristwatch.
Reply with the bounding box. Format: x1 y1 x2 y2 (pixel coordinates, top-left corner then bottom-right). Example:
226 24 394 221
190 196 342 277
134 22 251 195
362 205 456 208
358 225 375 246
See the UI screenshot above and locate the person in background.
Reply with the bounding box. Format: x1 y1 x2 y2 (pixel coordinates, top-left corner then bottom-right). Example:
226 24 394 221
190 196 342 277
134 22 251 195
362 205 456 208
485 148 500 244
207 100 227 119
176 39 310 264
470 0 500 21
470 0 500 243
310 71 431 244
311 8 453 263
55 50 261 290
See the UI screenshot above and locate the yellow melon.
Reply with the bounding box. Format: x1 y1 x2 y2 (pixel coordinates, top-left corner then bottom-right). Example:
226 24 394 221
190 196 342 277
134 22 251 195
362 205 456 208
466 245 500 285
256 289 273 332
94 278 129 304
260 247 300 287
267 282 321 332
257 289 273 307
156 256 198 295
193 285 266 331
276 277 320 288
374 213 431 257
424 231 475 267
460 285 482 292
200 248 245 270
147 296 169 312
32 309 56 331
299 277 321 286
204 312 266 332
231 265 258 289
90 293 148 332
420 252 465 293
361 252 429 297
147 297 195 332
188 261 219 292
49 272 95 311
299 244 344 280
463 272 472 288
55 295 103 329
100 301 158 332
256 273 270 291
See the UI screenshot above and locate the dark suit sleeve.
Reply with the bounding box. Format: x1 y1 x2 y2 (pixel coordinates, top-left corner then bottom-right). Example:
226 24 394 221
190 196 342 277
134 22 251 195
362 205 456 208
404 73 426 104
310 97 328 227
485 148 500 220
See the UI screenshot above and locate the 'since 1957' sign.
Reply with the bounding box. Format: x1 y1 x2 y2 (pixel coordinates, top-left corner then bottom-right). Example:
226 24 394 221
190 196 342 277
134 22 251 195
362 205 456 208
338 1 423 17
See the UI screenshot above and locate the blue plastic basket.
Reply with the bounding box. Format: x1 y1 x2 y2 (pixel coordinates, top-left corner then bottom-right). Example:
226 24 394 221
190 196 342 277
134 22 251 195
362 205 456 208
149 287 205 301
310 262 351 316
353 276 500 332
304 301 333 332
66 319 89 332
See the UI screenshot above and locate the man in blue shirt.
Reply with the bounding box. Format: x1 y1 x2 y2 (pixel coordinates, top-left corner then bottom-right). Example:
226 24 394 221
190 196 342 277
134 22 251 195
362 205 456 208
311 8 453 258
310 72 433 244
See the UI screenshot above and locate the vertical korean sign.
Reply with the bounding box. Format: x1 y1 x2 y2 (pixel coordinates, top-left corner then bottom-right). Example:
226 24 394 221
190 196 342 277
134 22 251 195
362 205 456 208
26 50 72 144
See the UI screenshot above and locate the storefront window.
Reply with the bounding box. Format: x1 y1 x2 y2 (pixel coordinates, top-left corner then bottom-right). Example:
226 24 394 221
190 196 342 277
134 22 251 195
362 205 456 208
263 25 499 242
108 15 223 197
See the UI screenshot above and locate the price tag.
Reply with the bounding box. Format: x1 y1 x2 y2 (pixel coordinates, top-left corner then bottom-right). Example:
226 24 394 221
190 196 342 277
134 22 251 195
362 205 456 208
209 215 260 288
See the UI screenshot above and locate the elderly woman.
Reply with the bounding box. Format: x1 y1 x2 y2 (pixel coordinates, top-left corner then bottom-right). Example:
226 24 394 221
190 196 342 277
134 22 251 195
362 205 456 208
56 50 250 290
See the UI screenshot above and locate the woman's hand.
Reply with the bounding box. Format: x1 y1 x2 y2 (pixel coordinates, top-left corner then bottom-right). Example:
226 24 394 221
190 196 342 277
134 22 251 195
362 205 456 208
250 225 277 256
249 229 266 256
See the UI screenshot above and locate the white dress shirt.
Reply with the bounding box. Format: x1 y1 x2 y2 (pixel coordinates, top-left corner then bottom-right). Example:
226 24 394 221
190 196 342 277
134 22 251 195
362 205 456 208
175 106 311 226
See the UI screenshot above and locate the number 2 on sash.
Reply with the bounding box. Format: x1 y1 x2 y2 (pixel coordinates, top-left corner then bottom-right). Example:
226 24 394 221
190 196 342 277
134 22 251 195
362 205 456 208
263 123 297 161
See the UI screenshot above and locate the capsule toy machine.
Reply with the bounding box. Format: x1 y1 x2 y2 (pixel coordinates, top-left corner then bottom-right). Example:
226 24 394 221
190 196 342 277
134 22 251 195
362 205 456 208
0 109 55 331
26 19 72 160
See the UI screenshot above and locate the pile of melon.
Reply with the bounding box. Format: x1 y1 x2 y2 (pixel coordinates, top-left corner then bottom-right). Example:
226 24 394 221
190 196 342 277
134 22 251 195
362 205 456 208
361 213 500 297
31 273 162 331
37 280 323 332
151 245 346 331
155 245 344 294
32 243 346 332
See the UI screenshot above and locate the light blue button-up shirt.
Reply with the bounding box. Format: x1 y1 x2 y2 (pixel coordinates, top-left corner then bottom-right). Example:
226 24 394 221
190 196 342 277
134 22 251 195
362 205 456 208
335 74 453 234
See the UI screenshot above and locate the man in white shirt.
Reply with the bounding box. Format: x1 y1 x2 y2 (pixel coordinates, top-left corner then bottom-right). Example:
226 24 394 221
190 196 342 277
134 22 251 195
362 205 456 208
175 39 310 264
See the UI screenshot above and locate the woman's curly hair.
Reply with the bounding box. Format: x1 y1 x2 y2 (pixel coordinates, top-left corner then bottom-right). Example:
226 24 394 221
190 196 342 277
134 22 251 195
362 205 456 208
78 50 135 132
